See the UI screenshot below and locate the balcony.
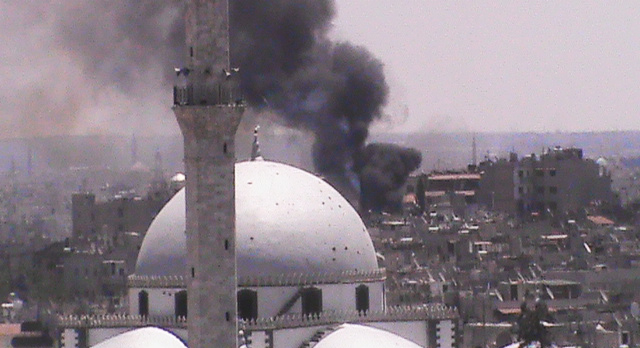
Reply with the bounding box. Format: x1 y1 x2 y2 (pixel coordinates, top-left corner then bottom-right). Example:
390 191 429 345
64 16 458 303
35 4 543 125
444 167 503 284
173 84 243 106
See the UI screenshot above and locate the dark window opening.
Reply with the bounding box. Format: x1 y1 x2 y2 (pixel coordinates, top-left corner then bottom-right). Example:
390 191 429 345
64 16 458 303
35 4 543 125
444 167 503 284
138 290 149 316
356 285 370 313
224 239 229 250
190 47 193 57
510 284 518 301
237 289 258 321
223 143 228 154
191 267 195 278
301 287 322 316
175 290 187 318
622 332 630 345
225 312 230 321
550 169 556 177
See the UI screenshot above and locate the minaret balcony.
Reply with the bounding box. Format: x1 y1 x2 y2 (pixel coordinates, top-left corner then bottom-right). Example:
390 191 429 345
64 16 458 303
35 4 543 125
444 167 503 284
173 84 243 106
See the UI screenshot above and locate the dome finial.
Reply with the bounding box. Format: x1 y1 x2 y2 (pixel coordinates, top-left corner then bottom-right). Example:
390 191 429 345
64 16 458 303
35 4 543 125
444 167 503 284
251 125 263 161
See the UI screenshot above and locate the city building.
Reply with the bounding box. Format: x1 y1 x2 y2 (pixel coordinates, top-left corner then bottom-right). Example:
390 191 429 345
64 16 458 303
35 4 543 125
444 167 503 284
514 147 614 216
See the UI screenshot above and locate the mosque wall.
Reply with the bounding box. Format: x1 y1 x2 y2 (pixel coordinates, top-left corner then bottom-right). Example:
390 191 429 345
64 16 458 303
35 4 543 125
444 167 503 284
272 326 324 348
366 321 428 347
87 328 131 347
128 287 184 317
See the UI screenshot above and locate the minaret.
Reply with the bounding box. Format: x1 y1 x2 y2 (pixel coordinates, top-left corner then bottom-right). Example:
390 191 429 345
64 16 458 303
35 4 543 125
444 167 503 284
172 1 244 348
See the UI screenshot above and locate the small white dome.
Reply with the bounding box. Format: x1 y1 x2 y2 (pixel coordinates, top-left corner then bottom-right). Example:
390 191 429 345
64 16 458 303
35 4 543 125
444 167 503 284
135 160 378 278
596 157 608 167
315 324 422 348
170 173 186 182
91 327 186 348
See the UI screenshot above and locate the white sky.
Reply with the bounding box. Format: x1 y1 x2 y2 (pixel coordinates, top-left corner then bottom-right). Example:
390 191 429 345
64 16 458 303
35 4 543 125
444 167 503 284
332 1 640 133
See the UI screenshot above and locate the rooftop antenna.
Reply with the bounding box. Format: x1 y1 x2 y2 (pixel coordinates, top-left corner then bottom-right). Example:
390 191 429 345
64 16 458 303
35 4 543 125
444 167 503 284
472 133 477 166
131 133 138 166
27 146 33 177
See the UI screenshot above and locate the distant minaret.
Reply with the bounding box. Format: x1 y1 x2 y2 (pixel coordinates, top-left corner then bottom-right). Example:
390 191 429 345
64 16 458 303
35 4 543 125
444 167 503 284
131 134 138 166
27 146 33 177
472 133 477 167
172 1 244 348
153 148 164 182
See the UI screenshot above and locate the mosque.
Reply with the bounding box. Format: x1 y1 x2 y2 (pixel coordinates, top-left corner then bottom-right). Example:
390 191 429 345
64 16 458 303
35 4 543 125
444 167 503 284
56 1 458 347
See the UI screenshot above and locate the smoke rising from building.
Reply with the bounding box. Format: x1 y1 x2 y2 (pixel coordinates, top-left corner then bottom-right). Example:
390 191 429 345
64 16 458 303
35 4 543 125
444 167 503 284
4 0 421 209
229 0 421 208
356 144 422 212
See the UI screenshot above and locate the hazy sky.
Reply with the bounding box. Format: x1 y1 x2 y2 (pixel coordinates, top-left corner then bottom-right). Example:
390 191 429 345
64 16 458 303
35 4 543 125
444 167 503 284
2 1 640 138
333 1 640 133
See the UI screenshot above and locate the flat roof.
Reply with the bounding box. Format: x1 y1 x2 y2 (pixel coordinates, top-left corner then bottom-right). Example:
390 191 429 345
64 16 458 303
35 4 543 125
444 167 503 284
429 173 481 181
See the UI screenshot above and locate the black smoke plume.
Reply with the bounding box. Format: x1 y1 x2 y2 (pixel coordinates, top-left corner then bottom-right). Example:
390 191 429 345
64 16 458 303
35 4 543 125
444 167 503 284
356 144 422 213
12 0 422 210
229 0 421 209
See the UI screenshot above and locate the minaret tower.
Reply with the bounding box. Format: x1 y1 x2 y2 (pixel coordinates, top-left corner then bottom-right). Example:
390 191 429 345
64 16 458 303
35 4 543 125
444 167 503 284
172 1 244 348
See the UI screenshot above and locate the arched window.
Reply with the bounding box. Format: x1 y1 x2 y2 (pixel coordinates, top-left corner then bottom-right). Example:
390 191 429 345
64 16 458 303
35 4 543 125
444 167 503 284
138 290 149 316
175 290 187 318
356 285 370 313
301 287 322 316
237 289 258 320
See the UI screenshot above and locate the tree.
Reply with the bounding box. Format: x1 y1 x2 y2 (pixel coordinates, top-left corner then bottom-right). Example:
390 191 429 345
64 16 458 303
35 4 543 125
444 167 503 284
516 300 554 348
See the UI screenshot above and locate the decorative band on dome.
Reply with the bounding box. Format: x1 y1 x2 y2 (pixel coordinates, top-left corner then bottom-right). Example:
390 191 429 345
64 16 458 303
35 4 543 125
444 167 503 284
128 268 386 288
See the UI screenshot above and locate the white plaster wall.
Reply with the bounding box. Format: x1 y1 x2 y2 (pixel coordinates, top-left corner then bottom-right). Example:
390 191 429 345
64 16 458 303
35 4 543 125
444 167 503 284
248 331 266 348
128 280 384 319
272 326 323 348
243 281 384 317
245 286 299 317
172 328 187 343
88 328 131 347
128 287 184 316
369 282 385 312
317 282 385 313
436 320 454 348
61 329 78 348
366 321 428 347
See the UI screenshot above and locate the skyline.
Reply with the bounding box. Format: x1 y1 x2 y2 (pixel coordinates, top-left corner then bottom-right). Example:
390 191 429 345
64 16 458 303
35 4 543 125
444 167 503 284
1 2 640 138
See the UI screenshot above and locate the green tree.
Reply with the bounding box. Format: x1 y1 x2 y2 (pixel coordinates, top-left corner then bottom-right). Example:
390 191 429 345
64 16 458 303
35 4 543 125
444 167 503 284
516 300 554 348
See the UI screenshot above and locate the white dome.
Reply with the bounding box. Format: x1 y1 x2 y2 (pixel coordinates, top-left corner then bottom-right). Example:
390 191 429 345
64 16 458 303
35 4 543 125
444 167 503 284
92 327 186 348
315 324 422 348
135 160 378 278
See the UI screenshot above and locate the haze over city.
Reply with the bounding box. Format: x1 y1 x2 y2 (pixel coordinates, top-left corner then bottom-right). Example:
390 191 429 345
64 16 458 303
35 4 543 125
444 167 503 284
3 2 640 348
2 1 640 138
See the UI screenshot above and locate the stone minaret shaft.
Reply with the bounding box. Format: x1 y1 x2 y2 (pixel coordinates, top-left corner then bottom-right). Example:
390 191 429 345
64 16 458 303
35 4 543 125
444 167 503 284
173 1 243 348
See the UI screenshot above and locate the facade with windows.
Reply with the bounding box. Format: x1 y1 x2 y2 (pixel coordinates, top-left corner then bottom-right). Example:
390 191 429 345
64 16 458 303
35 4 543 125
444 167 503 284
514 147 614 216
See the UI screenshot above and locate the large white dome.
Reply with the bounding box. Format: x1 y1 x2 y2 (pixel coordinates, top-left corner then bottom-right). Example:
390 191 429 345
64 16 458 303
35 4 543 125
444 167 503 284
92 327 186 348
315 324 422 348
135 160 378 278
